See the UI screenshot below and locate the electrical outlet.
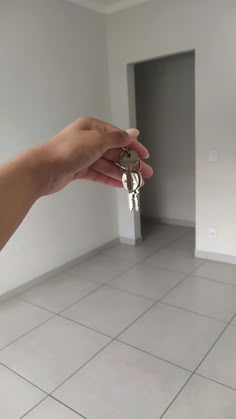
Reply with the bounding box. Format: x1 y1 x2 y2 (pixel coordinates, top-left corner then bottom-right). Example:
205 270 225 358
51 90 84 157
209 228 217 239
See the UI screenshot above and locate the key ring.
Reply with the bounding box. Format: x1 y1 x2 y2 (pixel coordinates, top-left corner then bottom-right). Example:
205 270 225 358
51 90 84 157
119 148 141 172
121 147 131 157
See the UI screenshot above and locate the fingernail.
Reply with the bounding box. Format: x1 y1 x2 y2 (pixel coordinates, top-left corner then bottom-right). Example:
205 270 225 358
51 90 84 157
126 128 140 138
144 153 150 159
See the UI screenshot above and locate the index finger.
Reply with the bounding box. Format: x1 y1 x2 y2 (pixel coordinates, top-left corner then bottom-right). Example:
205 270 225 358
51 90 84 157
103 138 149 161
77 117 122 133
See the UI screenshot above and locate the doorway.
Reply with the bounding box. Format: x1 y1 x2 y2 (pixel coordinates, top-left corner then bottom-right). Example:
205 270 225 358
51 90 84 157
133 51 195 242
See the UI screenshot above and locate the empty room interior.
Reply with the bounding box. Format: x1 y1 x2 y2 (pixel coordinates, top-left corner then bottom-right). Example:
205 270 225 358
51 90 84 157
134 51 195 238
0 1 236 418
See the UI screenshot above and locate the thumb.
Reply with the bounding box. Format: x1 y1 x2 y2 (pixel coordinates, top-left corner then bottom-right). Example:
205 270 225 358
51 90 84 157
103 128 140 151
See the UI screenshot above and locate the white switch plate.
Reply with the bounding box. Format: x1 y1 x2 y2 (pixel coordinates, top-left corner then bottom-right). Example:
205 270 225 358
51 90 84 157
209 150 218 162
209 228 217 239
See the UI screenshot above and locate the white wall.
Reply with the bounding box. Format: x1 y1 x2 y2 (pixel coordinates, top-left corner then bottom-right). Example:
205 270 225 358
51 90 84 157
107 0 236 260
135 52 195 225
0 0 117 296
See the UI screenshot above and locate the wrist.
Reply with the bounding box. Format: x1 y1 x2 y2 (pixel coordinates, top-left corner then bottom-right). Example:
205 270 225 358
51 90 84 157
23 145 54 198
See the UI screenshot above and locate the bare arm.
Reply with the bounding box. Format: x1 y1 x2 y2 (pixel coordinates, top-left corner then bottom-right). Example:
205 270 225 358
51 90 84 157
0 149 44 250
0 117 153 251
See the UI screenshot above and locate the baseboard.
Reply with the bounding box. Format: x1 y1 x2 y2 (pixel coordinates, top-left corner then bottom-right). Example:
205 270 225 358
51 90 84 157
195 249 236 265
142 216 195 228
120 236 143 246
0 238 119 304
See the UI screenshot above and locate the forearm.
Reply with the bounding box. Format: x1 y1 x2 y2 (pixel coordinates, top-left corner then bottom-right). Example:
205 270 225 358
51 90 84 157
0 118 152 251
0 148 46 250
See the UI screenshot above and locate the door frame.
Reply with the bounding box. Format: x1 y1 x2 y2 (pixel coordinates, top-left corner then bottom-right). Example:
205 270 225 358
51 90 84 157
126 50 196 242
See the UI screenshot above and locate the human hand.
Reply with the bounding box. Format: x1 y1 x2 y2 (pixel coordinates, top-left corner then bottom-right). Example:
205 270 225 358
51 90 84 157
37 116 153 196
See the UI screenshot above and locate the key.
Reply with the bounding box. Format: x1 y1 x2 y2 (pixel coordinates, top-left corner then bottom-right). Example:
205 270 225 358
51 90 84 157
132 171 142 212
119 149 140 192
122 171 142 211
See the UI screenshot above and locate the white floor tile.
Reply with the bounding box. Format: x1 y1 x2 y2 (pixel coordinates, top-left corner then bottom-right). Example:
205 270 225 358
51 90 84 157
24 397 82 418
5 222 236 418
0 298 52 350
0 316 110 393
54 341 190 419
62 287 153 337
198 325 236 389
101 242 155 263
163 375 236 419
169 232 195 251
120 303 224 370
142 225 187 249
109 264 186 300
0 364 45 419
163 275 236 322
20 272 99 313
142 223 189 239
194 261 236 285
68 253 134 284
145 248 203 274
232 316 236 326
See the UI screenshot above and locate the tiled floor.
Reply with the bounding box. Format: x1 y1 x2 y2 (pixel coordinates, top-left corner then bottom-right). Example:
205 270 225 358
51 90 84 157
1 222 236 418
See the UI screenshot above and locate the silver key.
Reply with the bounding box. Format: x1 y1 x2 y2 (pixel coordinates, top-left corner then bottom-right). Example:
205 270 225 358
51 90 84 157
132 171 142 212
119 149 140 192
119 149 140 170
122 171 142 212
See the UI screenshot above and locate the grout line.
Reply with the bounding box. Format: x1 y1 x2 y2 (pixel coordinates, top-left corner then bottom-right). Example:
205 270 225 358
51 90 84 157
112 264 203 342
65 260 139 287
0 361 49 396
0 284 108 354
159 373 194 418
50 396 87 418
58 314 113 339
0 228 192 373
48 236 188 398
19 395 86 419
17 280 105 316
159 310 236 418
16 296 56 315
188 273 236 288
60 271 103 286
192 312 236 372
230 312 236 326
108 272 232 325
160 301 227 324
49 265 188 397
194 372 236 392
1 225 205 417
19 395 49 419
106 280 161 300
115 340 192 374
102 282 157 302
57 284 105 315
0 314 56 352
49 339 115 395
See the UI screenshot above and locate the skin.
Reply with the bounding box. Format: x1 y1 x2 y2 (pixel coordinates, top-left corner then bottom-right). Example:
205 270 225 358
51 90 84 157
0 117 153 251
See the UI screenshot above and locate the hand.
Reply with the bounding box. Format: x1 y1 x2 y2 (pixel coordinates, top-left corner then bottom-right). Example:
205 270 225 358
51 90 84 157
38 117 153 195
0 117 153 250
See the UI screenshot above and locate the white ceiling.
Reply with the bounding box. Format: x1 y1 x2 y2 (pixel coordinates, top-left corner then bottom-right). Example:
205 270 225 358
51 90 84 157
66 0 152 14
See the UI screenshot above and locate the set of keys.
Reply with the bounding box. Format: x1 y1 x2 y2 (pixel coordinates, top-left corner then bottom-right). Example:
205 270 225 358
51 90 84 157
118 148 143 212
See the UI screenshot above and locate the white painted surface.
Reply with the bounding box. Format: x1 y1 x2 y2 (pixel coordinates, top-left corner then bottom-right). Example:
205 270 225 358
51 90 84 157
135 52 195 225
65 0 106 13
107 0 236 258
65 0 153 14
0 0 117 296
